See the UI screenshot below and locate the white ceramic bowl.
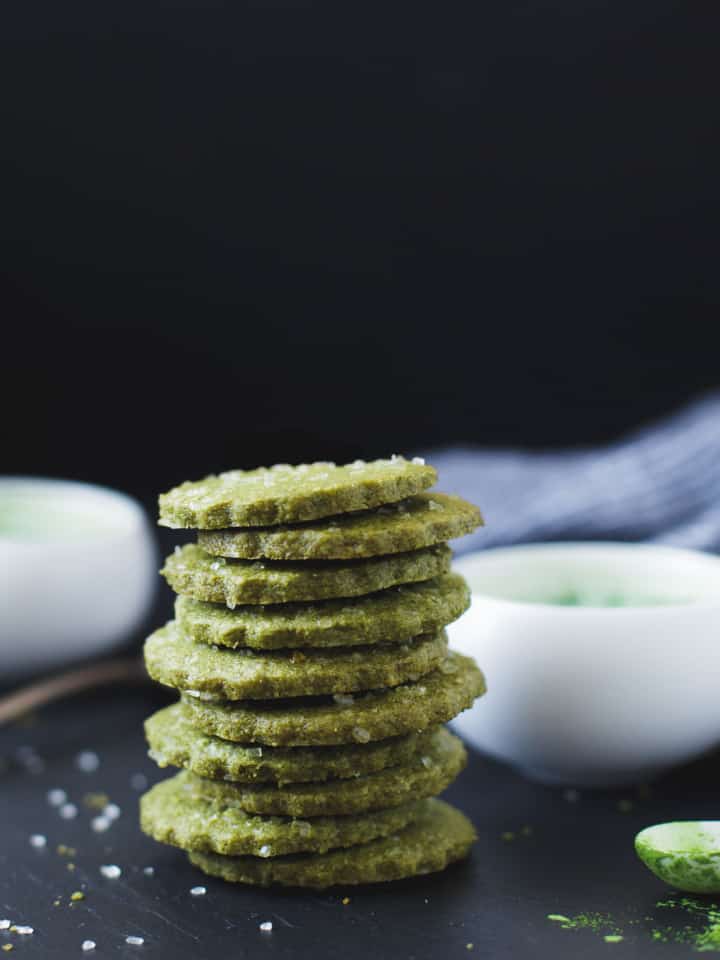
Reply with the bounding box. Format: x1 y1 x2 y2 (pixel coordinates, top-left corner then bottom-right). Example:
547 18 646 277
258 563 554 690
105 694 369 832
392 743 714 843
0 477 157 677
448 542 720 787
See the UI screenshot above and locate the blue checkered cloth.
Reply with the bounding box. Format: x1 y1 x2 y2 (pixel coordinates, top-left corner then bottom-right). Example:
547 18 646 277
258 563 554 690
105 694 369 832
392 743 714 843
424 391 720 555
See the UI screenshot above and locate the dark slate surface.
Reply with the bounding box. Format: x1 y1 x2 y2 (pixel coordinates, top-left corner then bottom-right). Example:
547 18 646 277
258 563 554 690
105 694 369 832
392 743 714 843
2 682 720 960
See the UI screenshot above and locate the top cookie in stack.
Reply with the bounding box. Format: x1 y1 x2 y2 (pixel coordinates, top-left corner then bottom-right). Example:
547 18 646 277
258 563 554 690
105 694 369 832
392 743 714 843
141 457 486 889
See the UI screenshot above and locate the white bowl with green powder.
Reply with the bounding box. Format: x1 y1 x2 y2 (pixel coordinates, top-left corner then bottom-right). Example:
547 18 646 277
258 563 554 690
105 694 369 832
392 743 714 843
448 542 720 787
0 477 156 676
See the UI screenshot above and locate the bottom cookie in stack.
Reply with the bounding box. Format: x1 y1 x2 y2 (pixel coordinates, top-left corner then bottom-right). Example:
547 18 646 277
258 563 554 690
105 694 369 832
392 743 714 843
188 801 477 889
141 652 485 888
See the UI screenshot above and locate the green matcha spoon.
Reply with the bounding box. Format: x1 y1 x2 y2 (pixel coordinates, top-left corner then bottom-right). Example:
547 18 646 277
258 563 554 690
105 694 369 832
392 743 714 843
636 822 720 893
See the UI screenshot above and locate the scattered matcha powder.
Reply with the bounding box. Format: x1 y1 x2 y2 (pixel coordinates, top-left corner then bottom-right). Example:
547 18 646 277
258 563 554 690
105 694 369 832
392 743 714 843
548 897 720 952
653 897 720 952
502 825 533 842
546 912 623 937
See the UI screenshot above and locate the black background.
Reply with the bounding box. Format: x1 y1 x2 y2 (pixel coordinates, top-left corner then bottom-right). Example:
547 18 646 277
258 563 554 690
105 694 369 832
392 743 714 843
3 0 720 500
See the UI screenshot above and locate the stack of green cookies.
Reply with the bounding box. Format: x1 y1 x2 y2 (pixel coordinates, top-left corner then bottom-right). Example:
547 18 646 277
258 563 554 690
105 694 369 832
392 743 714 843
140 457 486 888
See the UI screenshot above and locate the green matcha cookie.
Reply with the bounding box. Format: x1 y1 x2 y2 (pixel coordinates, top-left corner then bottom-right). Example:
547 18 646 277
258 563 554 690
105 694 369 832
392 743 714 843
162 543 452 606
182 652 486 746
146 704 444 785
144 621 447 700
198 493 483 561
141 772 424 856
181 727 466 816
159 458 437 529
175 573 469 650
188 799 475 888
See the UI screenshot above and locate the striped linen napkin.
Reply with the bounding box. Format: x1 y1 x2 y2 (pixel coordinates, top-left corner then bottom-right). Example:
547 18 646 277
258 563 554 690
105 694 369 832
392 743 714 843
425 391 720 555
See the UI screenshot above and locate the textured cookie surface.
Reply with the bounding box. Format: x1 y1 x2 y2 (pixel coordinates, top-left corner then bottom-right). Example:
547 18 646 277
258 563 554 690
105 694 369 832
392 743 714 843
198 493 483 560
162 543 452 605
175 573 469 650
181 727 466 816
159 458 437 529
144 621 447 700
141 772 424 856
189 798 475 888
182 652 486 746
146 704 443 784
